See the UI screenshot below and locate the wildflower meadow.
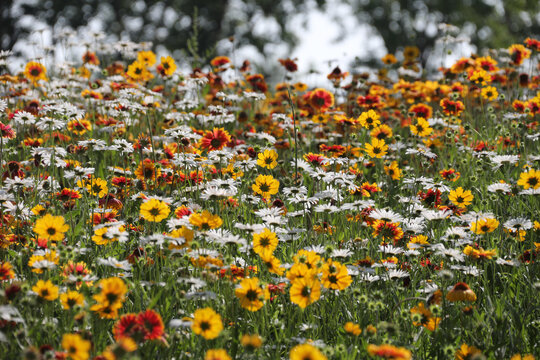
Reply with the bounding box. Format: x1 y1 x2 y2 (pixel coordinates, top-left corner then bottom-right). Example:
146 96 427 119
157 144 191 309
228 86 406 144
0 36 539 360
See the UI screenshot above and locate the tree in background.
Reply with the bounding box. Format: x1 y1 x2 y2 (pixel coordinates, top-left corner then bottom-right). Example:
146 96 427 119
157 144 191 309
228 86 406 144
1 0 539 67
348 0 540 64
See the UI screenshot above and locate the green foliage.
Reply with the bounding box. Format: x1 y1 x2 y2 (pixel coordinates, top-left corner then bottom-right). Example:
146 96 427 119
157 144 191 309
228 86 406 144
2 0 539 68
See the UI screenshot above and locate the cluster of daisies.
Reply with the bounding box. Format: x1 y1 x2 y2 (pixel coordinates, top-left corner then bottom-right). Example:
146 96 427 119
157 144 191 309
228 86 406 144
0 36 539 360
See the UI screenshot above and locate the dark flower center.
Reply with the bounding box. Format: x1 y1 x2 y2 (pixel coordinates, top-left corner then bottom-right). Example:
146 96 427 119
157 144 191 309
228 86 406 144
106 293 119 303
246 289 258 301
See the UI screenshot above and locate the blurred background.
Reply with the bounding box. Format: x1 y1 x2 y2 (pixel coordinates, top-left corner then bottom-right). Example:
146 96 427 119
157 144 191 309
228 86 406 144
1 0 540 84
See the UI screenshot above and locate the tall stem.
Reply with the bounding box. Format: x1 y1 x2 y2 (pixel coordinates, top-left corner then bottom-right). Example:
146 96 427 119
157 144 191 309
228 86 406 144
286 87 298 183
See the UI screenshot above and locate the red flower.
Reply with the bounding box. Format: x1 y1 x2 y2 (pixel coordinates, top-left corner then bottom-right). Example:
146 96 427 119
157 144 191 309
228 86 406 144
525 37 540 51
174 206 192 218
278 58 298 72
199 128 231 152
99 194 123 210
309 88 334 111
56 188 82 201
267 282 286 294
409 103 433 119
111 176 133 189
513 100 526 112
240 60 251 72
92 211 118 225
303 153 326 166
0 123 15 139
82 51 100 65
246 74 268 92
327 66 349 81
509 44 531 66
114 313 141 341
440 98 464 116
418 189 441 207
210 56 231 68
188 170 204 184
3 161 24 180
356 94 382 109
137 310 165 340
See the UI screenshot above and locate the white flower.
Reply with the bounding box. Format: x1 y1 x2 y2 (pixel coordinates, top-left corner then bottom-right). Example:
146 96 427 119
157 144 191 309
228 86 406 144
427 182 450 193
239 194 261 205
331 249 353 259
402 217 426 234
495 258 520 266
384 269 409 279
435 248 465 262
112 139 134 154
200 186 237 200
421 209 452 221
304 245 325 254
262 215 287 227
36 117 65 131
443 227 470 241
98 257 132 271
450 264 483 276
288 194 319 208
234 222 266 233
254 207 283 218
358 273 380 282
503 218 533 231
1 201 32 220
243 91 266 100
283 186 308 197
12 111 36 126
417 281 439 294
0 99 7 112
519 188 540 195
216 92 241 102
491 155 519 170
31 260 57 271
370 208 404 223
379 244 404 254
313 204 339 213
169 319 193 328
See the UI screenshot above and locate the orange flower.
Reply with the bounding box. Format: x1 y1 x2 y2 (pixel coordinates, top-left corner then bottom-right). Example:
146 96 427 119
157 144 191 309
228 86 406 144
367 344 412 359
82 51 100 65
278 58 298 72
440 98 465 116
24 61 47 84
210 56 231 68
409 103 432 119
309 88 334 111
199 128 231 152
446 282 477 302
508 44 531 66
